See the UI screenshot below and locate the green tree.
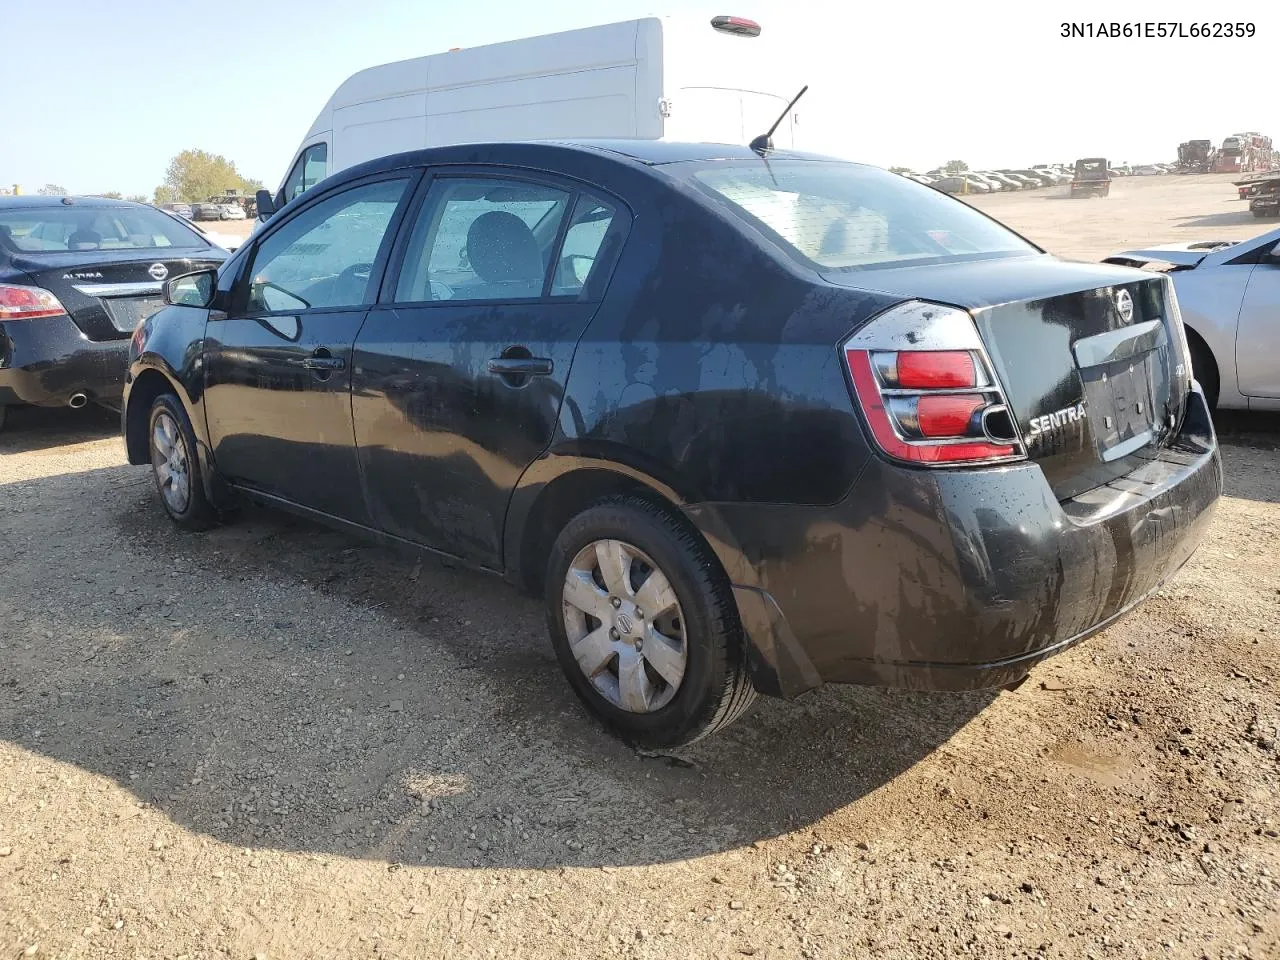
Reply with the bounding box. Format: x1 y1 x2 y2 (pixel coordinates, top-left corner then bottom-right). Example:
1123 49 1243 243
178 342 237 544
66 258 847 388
942 160 969 175
97 191 124 199
126 194 148 204
37 184 68 196
888 166 912 175
153 184 177 206
162 149 261 203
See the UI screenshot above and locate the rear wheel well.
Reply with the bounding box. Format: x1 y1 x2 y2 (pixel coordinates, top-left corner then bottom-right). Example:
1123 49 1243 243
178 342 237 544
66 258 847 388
1183 325 1219 409
124 370 177 464
517 470 683 595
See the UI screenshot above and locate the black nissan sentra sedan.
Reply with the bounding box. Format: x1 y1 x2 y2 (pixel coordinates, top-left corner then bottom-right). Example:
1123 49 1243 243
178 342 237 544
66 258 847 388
120 141 1221 747
0 196 227 430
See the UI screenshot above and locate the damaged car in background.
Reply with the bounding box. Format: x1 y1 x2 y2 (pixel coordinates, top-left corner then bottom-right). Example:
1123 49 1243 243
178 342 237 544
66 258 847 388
1105 226 1280 411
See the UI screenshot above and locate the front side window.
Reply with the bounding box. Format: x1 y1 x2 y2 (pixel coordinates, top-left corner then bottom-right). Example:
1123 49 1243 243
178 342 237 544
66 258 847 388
395 177 571 303
0 206 210 254
281 142 329 204
245 178 408 314
686 160 1038 272
301 143 329 195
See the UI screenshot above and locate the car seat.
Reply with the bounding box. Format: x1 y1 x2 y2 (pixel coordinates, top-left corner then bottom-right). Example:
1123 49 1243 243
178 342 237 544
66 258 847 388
465 211 544 299
67 227 102 250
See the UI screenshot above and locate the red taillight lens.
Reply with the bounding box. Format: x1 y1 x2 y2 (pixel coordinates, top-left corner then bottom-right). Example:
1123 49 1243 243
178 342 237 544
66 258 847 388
842 302 1024 467
916 394 985 437
0 283 67 321
894 351 976 389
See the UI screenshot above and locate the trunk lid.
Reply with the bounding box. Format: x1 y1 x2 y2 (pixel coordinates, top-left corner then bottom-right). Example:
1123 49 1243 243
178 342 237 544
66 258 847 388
826 255 1192 500
11 248 225 341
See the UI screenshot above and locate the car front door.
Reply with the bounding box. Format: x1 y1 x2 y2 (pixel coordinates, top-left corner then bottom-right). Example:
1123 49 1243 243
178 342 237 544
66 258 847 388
351 172 627 565
1235 239 1280 399
203 173 416 523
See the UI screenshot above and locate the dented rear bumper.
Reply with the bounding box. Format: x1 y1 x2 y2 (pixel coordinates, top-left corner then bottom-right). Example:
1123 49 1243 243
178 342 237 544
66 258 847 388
688 387 1222 698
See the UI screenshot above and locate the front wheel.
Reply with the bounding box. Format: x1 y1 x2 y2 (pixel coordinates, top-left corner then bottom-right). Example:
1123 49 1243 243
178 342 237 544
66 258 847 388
545 496 756 749
148 393 217 530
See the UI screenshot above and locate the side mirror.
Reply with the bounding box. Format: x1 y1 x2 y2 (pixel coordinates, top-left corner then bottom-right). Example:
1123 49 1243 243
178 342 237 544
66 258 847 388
255 189 276 222
164 269 217 308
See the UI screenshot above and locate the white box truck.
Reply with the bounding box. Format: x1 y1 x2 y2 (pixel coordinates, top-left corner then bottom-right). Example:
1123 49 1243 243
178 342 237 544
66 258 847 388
266 15 805 213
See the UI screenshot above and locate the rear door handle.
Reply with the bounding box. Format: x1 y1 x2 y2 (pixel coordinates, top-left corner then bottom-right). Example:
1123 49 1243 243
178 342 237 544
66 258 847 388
487 357 553 377
300 356 345 370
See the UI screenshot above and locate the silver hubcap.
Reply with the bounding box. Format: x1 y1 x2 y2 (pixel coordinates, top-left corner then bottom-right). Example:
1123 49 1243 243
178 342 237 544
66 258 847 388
151 412 190 514
562 539 687 713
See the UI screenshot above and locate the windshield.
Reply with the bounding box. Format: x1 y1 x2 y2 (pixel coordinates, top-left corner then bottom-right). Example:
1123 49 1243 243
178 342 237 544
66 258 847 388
0 204 210 254
686 160 1038 271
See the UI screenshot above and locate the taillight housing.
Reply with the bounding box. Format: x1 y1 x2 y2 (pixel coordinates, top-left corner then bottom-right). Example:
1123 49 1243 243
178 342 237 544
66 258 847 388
0 283 67 321
842 301 1026 466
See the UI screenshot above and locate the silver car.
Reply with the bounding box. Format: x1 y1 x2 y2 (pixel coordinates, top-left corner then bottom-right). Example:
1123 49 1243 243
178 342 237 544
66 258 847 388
1104 227 1280 410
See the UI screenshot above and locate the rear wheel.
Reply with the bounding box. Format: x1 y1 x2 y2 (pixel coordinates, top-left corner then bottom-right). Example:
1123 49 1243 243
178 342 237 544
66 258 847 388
545 496 756 749
148 393 217 530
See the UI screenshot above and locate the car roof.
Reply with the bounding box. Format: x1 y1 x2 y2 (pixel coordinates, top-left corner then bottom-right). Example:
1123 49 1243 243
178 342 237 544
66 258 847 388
336 140 853 184
0 195 149 210
542 139 843 165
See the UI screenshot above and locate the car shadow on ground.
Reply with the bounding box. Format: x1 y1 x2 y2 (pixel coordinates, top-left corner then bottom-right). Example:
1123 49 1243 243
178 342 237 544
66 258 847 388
1214 409 1280 452
1172 210 1263 229
0 404 118 453
0 462 996 869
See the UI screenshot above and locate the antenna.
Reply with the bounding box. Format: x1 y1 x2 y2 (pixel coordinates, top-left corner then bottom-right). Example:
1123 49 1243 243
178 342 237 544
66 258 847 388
750 85 808 156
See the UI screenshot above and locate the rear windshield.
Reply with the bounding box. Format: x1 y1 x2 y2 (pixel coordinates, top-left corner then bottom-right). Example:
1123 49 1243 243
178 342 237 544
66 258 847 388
685 160 1038 271
0 205 209 254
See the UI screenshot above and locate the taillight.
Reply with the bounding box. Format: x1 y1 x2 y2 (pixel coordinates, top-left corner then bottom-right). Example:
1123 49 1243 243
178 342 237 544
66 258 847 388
842 301 1025 466
0 283 67 321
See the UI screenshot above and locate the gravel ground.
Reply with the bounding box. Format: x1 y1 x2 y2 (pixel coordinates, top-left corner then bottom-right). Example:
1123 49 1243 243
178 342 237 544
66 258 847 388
2 175 1278 959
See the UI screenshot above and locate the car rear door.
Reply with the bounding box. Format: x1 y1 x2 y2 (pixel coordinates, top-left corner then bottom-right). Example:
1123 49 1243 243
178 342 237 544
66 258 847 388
351 170 628 566
202 172 417 523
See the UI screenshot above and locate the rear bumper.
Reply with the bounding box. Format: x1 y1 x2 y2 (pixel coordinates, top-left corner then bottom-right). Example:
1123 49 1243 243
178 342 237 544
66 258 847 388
0 314 129 409
689 387 1222 698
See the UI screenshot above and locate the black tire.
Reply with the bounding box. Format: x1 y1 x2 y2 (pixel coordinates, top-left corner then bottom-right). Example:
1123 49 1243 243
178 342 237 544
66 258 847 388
1187 335 1219 411
545 495 757 749
147 393 217 531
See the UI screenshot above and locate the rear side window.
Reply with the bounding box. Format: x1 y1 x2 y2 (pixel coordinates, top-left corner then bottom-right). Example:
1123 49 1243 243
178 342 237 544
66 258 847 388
395 178 571 303
0 206 209 253
551 194 618 296
687 160 1037 271
245 178 408 313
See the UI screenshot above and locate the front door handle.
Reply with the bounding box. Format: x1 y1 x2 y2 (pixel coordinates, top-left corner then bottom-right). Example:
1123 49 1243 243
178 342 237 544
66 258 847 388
300 355 345 371
487 357 553 377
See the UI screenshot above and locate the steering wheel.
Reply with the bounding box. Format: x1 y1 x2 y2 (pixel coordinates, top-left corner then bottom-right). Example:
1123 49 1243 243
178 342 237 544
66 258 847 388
336 262 373 299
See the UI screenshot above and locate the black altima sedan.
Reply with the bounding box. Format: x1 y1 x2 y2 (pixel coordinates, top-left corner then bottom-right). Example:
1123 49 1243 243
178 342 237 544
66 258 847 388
121 141 1222 748
0 196 226 429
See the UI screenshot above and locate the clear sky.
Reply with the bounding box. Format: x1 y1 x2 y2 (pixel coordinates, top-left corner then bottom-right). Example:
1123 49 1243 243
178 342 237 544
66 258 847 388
2 0 1274 196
